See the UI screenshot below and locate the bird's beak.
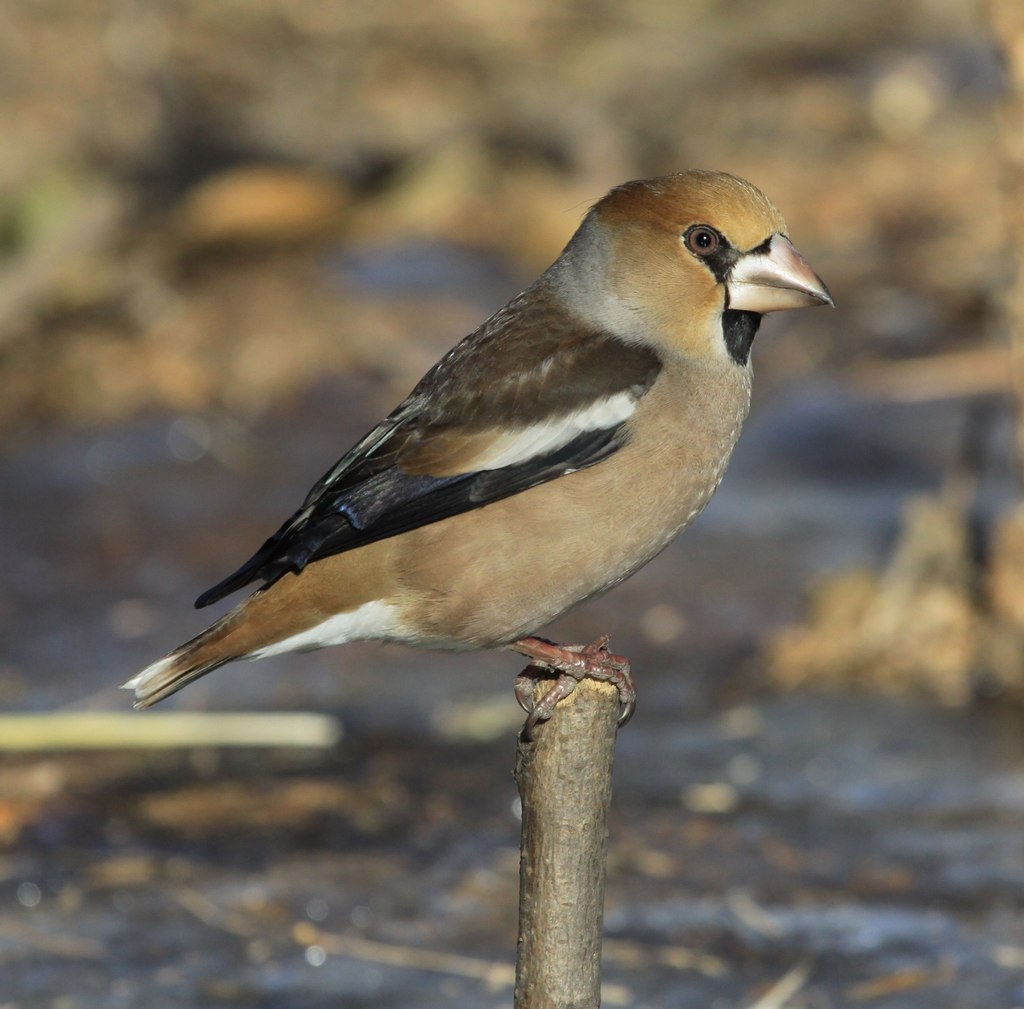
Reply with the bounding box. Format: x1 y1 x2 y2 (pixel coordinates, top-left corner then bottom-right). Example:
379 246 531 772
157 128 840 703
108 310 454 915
726 234 834 313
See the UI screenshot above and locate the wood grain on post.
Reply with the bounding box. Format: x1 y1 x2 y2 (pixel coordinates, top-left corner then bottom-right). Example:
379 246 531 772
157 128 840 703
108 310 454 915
513 677 621 1009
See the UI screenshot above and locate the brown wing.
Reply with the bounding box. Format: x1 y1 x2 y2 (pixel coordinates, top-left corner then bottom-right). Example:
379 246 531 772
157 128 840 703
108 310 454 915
196 290 662 608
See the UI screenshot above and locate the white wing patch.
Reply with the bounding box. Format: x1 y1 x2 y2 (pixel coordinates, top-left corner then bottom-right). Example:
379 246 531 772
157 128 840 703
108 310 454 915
471 391 637 471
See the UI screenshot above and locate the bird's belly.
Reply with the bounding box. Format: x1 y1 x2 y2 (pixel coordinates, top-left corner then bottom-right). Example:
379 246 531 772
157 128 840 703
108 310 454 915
395 417 741 647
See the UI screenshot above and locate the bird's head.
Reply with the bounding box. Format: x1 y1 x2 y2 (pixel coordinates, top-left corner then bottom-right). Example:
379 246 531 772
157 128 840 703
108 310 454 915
556 170 833 366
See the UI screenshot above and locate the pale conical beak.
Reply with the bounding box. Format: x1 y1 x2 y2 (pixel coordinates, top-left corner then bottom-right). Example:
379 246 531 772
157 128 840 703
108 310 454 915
726 234 834 313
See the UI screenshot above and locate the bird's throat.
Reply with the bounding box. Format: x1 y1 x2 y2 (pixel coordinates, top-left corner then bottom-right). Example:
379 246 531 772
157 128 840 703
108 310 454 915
721 309 762 366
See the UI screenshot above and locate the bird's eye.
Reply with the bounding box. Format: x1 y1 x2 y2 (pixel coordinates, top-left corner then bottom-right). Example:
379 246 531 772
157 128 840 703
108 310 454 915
684 226 720 257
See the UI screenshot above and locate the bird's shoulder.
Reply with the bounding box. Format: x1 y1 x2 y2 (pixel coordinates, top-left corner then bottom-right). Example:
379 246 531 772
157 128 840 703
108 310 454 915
408 285 664 431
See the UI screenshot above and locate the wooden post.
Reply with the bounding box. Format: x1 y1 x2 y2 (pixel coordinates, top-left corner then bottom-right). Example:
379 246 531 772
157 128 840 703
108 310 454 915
513 677 621 1009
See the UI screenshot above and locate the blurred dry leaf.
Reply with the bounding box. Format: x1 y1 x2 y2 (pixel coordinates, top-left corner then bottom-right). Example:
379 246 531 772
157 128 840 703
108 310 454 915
769 494 1024 704
174 166 352 248
849 346 1011 401
768 496 979 705
987 504 1024 628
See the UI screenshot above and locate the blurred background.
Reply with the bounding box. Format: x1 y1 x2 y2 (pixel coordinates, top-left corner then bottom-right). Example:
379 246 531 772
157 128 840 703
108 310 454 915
2 1 1024 1006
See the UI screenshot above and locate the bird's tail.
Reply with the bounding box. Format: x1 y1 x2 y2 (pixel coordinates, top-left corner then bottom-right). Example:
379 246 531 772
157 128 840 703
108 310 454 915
123 614 242 709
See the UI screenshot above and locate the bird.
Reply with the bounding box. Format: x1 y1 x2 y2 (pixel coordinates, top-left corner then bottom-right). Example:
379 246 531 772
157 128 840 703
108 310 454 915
124 170 833 729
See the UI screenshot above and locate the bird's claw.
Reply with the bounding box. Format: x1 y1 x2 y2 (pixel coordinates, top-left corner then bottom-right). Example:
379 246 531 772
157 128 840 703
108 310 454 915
510 635 636 740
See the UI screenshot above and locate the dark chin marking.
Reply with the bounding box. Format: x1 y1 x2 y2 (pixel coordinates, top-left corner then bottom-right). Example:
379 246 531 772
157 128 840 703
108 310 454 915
721 309 762 366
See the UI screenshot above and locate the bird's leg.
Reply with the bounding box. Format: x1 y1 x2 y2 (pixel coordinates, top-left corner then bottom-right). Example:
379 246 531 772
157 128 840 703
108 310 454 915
509 635 635 738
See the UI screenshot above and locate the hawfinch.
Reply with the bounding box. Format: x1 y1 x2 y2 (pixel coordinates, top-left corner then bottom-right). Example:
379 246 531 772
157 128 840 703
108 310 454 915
125 171 832 726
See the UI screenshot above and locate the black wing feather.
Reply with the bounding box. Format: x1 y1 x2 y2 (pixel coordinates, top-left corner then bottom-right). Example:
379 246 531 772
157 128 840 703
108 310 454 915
195 423 627 608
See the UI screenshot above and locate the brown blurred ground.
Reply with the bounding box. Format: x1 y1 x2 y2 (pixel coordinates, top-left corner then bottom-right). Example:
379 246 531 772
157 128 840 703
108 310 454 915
0 0 1005 434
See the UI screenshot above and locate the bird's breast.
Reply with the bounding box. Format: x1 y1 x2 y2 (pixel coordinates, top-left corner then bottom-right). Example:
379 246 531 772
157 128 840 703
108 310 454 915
607 358 752 554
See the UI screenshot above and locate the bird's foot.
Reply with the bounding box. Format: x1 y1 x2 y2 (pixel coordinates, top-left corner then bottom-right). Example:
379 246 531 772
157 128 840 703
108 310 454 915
510 635 635 738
